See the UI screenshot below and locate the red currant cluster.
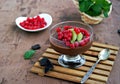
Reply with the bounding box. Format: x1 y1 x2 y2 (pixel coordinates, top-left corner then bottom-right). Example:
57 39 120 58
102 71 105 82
20 16 47 30
57 28 72 41
56 26 90 48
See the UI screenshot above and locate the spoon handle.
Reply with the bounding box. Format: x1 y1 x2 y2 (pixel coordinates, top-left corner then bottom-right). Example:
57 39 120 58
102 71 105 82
80 59 100 83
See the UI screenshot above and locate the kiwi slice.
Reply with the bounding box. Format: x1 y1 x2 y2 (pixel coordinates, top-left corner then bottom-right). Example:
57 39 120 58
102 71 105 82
77 32 83 42
70 29 77 43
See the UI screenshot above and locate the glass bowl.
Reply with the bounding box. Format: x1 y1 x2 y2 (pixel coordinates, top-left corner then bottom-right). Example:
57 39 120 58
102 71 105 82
49 21 93 68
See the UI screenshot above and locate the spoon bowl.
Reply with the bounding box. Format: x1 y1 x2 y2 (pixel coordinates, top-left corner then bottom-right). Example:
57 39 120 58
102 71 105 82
15 13 52 32
98 48 110 60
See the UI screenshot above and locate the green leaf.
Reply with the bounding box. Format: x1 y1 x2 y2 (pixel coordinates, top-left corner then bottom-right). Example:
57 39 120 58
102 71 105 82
103 7 110 17
103 11 108 17
79 1 88 12
78 0 112 17
85 4 101 16
78 0 84 3
102 3 111 17
91 0 95 2
24 50 35 59
79 0 93 12
91 4 102 15
103 0 111 6
85 9 101 16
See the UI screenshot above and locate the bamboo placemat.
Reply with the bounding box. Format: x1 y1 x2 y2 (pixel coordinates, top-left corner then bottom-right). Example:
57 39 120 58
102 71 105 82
30 42 119 84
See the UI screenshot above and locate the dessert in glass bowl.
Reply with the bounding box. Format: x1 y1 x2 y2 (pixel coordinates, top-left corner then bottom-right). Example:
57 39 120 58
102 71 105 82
49 21 93 68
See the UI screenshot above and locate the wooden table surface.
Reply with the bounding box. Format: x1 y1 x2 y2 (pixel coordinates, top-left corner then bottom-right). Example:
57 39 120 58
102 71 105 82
0 0 120 84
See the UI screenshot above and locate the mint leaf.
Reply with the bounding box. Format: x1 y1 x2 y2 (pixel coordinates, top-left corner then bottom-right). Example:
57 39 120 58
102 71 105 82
24 50 35 59
79 1 89 12
103 6 110 17
103 11 108 17
78 0 112 17
91 4 102 15
102 3 111 17
85 4 101 16
78 0 84 3
85 9 101 16
79 0 93 12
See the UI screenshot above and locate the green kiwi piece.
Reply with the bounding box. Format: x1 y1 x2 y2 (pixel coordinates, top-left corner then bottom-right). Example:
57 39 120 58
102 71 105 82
70 30 77 43
77 32 83 42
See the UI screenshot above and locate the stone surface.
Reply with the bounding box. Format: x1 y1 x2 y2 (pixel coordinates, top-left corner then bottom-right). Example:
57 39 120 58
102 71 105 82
0 0 120 84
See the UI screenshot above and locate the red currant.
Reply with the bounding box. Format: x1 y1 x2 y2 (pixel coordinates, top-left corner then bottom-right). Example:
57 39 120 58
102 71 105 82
79 40 86 46
70 43 75 48
74 27 80 34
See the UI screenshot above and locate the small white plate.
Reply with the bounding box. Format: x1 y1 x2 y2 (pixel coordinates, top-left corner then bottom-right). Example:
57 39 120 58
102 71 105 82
15 13 52 32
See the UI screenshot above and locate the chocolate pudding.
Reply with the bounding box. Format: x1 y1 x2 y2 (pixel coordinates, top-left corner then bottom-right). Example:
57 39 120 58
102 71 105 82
50 36 92 56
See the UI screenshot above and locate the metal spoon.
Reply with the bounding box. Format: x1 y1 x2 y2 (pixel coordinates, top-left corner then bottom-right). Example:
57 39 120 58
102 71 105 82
80 49 110 84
